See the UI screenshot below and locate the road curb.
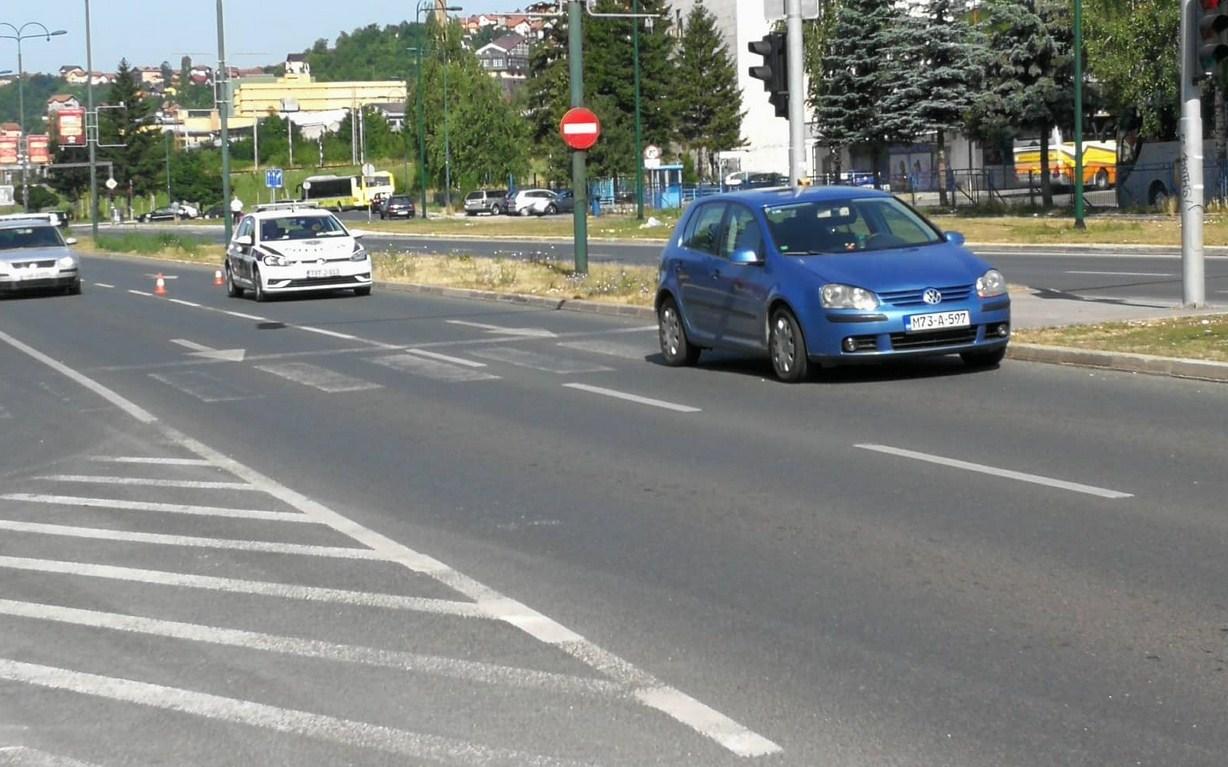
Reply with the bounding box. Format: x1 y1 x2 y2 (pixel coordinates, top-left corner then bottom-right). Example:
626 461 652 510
1009 343 1228 382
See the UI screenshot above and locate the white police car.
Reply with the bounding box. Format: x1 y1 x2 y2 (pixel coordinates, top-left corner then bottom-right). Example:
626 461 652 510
0 217 82 296
224 203 372 301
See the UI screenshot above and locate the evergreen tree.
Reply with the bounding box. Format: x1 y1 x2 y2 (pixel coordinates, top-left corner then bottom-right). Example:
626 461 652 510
881 0 985 205
521 14 572 182
813 0 904 185
305 23 426 82
98 60 161 200
673 3 745 181
179 56 193 92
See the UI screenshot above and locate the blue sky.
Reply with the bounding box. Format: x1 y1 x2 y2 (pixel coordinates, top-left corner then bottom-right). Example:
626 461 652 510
3 1 530 76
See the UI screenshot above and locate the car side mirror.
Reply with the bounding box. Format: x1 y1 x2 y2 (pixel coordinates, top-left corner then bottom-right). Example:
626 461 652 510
730 248 764 265
64 237 78 245
945 231 966 246
234 234 253 247
350 230 368 239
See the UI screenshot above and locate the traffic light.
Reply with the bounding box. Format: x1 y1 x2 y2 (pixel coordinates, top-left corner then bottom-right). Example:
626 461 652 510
1198 0 1228 80
748 32 788 119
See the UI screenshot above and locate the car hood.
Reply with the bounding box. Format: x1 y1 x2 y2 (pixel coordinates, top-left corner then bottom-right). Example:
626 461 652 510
791 245 991 291
261 238 353 261
0 245 74 265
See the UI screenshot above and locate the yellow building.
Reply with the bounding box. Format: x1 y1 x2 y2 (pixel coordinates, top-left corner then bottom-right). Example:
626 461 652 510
230 70 406 118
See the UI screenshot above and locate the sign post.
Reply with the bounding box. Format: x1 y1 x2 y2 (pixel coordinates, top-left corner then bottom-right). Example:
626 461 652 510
560 104 600 274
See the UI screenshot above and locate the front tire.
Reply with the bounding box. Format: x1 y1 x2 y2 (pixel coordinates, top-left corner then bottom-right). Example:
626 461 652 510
225 264 243 298
252 266 267 302
65 279 82 296
769 308 810 383
544 204 557 216
354 285 372 297
658 297 701 366
960 347 1006 368
490 204 502 216
520 207 532 217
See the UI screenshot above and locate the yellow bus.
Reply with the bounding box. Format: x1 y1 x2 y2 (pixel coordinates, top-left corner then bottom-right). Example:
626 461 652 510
298 171 395 211
1014 141 1117 189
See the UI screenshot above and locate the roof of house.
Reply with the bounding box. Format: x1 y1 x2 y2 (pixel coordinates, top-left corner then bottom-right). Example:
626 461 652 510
47 94 79 104
286 53 308 62
489 33 527 52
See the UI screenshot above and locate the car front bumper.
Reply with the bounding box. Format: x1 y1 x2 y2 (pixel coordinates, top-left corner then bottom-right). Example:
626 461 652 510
806 298 1012 363
258 261 372 294
0 268 79 293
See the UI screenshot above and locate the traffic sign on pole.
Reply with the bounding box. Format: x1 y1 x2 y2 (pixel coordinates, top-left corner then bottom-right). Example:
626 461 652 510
559 107 601 151
265 168 284 189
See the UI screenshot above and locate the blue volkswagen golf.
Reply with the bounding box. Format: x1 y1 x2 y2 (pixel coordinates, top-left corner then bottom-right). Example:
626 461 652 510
655 187 1011 382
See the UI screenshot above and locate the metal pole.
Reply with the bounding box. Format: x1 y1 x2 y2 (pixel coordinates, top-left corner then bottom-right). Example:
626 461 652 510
165 131 172 204
632 0 644 220
443 56 451 212
217 0 233 243
85 0 98 240
287 116 293 167
17 38 29 211
1073 0 1085 230
253 117 259 172
1180 0 1206 307
569 0 588 274
786 0 805 190
416 17 428 218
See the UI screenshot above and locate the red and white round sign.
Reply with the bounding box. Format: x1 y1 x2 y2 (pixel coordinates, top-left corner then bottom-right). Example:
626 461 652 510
559 107 602 151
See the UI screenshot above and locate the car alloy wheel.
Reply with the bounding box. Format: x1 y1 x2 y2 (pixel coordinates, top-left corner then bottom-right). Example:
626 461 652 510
658 298 700 366
225 264 243 298
769 308 809 383
252 267 267 302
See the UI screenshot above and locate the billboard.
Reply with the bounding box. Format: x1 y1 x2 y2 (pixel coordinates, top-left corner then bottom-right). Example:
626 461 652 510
57 108 86 146
0 136 17 166
27 135 50 166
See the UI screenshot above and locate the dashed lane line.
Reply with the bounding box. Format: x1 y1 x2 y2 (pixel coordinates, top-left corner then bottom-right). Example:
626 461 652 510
0 598 623 699
92 282 115 289
126 289 152 297
89 456 213 466
36 474 257 491
222 310 268 321
403 348 488 368
470 346 613 375
0 659 598 767
562 383 701 414
0 520 384 560
168 298 201 308
0 556 485 618
855 443 1134 499
0 494 314 524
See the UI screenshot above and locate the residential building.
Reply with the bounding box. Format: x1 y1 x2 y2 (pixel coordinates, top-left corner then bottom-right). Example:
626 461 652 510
46 94 81 115
476 33 530 96
285 53 310 78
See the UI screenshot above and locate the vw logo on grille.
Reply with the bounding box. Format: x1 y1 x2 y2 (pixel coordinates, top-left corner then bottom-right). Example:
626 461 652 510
922 288 943 305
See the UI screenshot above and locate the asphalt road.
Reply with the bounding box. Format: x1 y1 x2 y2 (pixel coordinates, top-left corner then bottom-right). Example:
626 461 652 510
117 220 1228 307
1 254 1225 766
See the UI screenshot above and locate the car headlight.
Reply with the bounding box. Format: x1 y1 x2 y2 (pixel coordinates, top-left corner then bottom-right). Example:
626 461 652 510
976 269 1007 298
57 255 77 270
260 250 288 267
351 241 368 261
820 283 880 310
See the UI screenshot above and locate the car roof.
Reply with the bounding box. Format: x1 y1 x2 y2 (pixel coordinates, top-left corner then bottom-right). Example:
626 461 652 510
697 186 895 208
0 217 57 231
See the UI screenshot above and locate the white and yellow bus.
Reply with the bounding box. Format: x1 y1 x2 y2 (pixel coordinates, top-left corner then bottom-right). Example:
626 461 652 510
298 172 395 211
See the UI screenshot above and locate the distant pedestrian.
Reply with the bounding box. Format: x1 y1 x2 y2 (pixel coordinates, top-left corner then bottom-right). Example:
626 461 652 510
230 195 244 225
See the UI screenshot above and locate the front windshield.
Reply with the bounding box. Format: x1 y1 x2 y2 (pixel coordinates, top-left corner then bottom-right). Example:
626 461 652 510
0 225 65 251
261 215 348 241
764 197 943 254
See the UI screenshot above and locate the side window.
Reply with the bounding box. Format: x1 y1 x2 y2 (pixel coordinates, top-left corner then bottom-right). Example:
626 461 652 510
682 203 726 256
236 217 253 241
875 202 933 241
720 205 763 260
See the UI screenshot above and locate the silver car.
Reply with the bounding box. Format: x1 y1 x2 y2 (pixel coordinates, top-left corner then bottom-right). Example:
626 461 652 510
0 218 82 295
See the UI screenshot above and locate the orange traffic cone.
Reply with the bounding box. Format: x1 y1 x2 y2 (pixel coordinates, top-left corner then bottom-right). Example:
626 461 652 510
213 270 224 287
154 274 167 297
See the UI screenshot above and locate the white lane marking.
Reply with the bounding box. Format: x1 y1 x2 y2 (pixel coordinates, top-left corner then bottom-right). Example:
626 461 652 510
149 371 256 403
0 330 156 423
93 282 115 289
1064 270 1173 277
170 338 212 352
222 310 268 321
562 383 701 414
300 326 358 341
0 556 484 617
169 338 246 362
0 329 782 758
0 405 10 420
90 456 213 466
168 298 201 308
127 289 153 297
369 353 501 383
0 494 313 524
470 346 613 374
558 339 653 361
0 520 384 559
635 687 783 758
0 659 593 767
0 599 622 698
855 444 1134 499
254 362 383 393
403 348 488 368
37 474 257 491
446 319 558 338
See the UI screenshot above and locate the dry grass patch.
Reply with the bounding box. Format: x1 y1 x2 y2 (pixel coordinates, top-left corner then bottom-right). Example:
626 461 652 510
361 212 678 241
373 251 657 306
1014 314 1228 362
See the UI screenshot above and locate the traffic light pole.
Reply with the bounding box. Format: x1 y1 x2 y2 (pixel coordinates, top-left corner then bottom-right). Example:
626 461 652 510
1181 0 1206 307
786 0 805 190
569 0 588 275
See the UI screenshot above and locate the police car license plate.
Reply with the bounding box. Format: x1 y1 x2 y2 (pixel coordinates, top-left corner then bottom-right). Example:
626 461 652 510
307 268 340 279
906 310 971 333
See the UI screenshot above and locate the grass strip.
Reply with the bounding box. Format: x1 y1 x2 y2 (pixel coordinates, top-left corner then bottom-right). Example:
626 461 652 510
1013 314 1228 362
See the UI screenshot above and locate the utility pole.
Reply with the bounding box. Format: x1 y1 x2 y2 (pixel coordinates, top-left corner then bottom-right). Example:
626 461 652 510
216 0 233 243
1181 0 1208 307
569 0 588 274
84 0 99 240
632 0 644 220
1073 0 1086 230
786 0 805 189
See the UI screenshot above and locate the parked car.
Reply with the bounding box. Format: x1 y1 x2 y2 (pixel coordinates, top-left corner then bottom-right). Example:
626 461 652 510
175 202 200 219
553 189 576 214
463 189 509 216
0 217 82 295
655 187 1010 382
379 195 416 219
137 206 179 223
203 204 226 220
504 188 561 216
741 172 789 189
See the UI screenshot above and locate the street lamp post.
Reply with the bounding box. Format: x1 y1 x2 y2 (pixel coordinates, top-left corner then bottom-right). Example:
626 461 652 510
632 0 644 220
413 2 462 219
1072 0 1086 230
84 0 99 239
216 0 233 243
0 22 68 212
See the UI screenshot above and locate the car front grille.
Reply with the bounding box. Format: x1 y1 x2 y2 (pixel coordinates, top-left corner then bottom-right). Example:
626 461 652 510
890 327 979 350
879 284 974 307
10 260 57 269
281 275 366 288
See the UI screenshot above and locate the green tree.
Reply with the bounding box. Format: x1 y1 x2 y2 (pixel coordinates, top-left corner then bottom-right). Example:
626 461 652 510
305 23 426 82
98 60 162 201
1084 0 1179 143
522 14 572 182
0 74 85 128
673 3 745 181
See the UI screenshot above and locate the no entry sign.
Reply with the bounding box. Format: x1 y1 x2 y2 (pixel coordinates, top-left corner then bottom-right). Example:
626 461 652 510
559 107 601 151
